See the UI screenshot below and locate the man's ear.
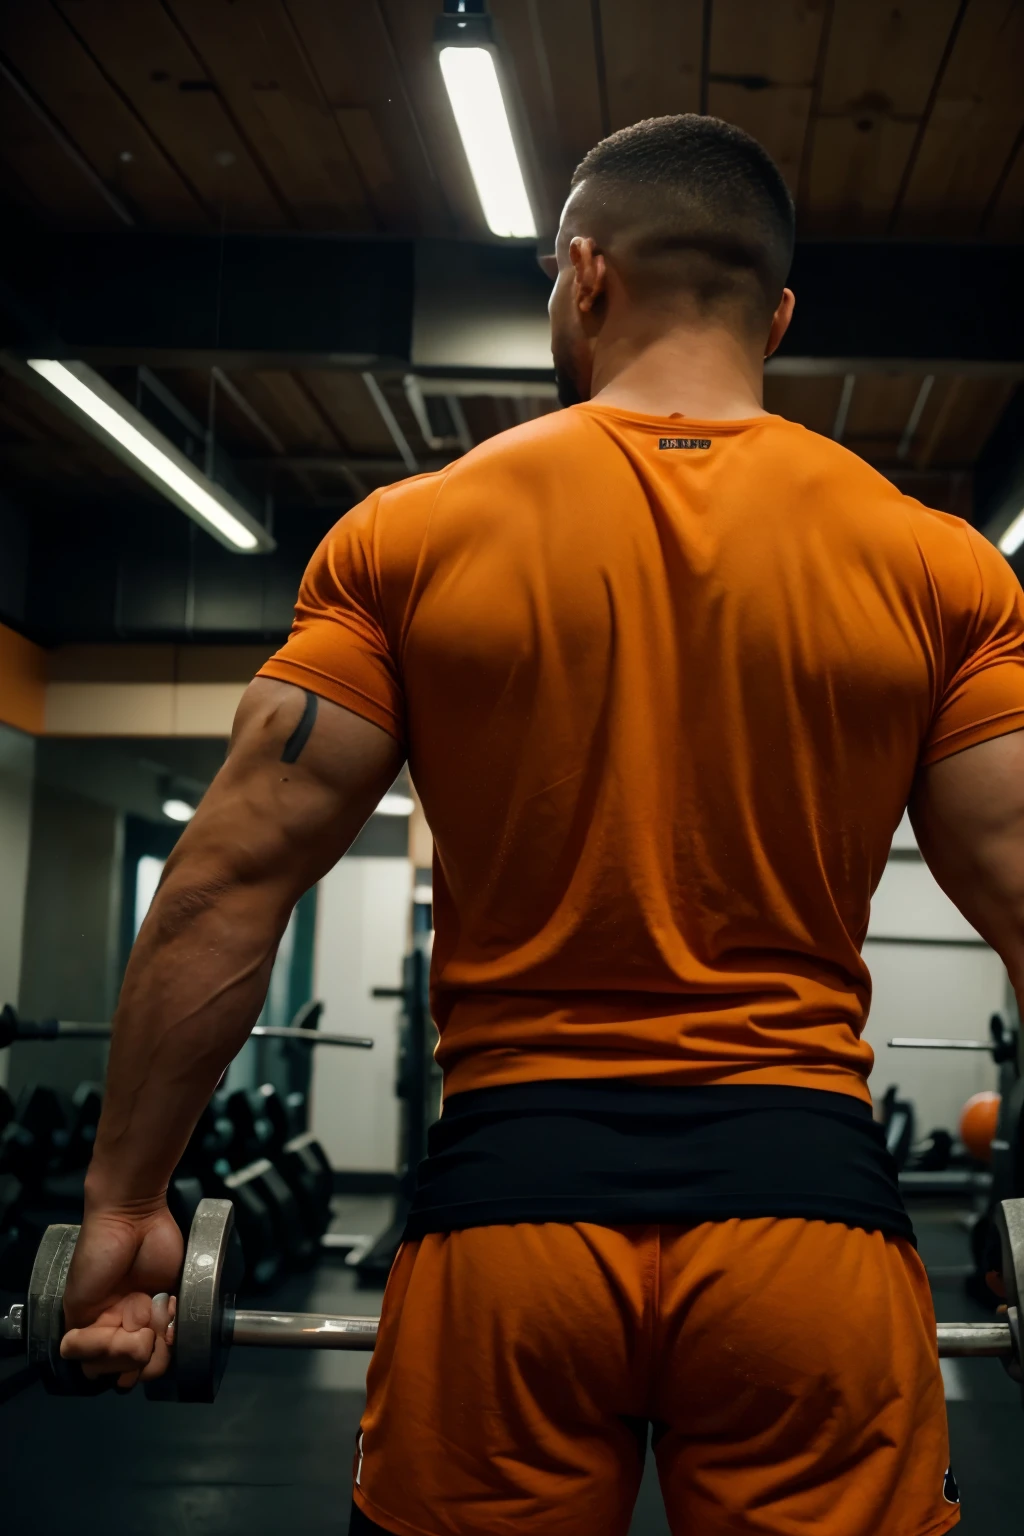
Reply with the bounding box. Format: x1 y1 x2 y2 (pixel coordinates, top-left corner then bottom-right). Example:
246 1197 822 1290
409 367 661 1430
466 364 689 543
765 287 795 359
570 236 607 315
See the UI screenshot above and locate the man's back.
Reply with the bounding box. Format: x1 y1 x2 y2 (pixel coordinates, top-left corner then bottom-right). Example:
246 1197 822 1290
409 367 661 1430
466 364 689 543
68 111 1023 1536
263 402 1024 1101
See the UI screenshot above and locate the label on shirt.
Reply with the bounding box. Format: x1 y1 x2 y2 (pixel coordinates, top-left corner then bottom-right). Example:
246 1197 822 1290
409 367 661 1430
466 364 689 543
659 437 712 450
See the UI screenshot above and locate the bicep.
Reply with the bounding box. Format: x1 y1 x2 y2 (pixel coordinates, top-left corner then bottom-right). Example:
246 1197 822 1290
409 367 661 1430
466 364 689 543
909 728 1024 966
162 678 404 907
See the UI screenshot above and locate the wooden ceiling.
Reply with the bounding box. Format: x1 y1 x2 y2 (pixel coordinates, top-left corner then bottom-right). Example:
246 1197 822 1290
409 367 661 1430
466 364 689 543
0 0 1021 240
0 1 1021 530
0 358 1009 526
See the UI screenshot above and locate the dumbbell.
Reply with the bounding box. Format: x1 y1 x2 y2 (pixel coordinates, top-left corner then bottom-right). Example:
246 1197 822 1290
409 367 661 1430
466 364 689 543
177 1100 286 1290
224 1085 333 1250
3 1197 1024 1408
0 1085 67 1185
0 1197 377 1402
0 1086 69 1267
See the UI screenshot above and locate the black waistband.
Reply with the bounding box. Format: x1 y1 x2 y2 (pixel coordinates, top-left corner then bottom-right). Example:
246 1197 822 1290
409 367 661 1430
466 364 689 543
403 1080 915 1247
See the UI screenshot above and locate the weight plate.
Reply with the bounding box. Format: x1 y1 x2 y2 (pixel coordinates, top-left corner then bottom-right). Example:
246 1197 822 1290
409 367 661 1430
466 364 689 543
998 1199 1024 1312
174 1197 244 1402
26 1223 107 1395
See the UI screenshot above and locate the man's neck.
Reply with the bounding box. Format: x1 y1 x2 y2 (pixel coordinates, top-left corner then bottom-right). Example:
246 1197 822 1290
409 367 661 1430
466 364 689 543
587 319 767 421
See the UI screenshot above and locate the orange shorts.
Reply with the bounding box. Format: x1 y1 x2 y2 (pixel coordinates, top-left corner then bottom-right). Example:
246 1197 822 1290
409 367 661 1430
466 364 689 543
353 1218 957 1536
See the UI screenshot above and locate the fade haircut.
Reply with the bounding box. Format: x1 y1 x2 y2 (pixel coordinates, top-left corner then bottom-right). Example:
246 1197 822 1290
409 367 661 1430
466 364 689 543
570 114 795 327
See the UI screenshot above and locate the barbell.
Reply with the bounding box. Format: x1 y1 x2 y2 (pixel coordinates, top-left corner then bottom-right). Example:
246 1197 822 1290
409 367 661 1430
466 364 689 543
0 1003 374 1053
2 1196 1023 1404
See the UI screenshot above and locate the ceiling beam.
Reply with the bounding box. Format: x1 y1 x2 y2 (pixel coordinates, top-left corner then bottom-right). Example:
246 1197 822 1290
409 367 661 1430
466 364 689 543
0 237 1021 374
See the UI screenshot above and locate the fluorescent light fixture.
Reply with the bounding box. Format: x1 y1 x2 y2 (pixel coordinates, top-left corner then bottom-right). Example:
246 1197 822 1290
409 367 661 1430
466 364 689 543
22 359 272 554
162 797 196 823
376 792 415 817
998 510 1024 557
438 46 536 239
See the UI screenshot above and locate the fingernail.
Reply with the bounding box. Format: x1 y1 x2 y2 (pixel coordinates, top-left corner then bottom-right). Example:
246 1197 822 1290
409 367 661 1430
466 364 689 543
152 1293 169 1306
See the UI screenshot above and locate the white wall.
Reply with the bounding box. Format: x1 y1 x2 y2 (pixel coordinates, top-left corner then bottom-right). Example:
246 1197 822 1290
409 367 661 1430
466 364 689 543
863 814 1003 1132
0 724 34 1089
310 855 411 1172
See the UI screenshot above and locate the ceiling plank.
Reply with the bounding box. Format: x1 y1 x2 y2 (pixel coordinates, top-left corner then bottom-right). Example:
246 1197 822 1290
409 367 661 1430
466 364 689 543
283 0 449 233
926 376 1015 466
230 370 344 453
763 374 843 437
0 3 207 226
334 106 408 232
802 0 961 234
0 72 126 227
708 0 825 200
894 0 1024 236
163 0 372 230
984 129 1024 238
52 0 291 228
506 0 605 204
597 0 704 129
155 367 271 456
840 372 929 463
300 370 398 456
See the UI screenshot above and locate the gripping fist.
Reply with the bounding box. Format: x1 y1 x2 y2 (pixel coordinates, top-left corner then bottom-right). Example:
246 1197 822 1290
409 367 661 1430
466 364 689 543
60 1202 184 1389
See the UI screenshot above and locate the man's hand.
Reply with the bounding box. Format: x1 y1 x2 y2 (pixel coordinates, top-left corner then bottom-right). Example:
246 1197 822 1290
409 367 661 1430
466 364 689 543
60 1202 183 1388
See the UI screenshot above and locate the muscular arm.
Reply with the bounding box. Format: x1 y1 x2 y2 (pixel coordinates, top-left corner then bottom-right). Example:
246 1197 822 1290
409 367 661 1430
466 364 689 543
910 729 1024 1007
62 678 402 1380
88 678 403 1205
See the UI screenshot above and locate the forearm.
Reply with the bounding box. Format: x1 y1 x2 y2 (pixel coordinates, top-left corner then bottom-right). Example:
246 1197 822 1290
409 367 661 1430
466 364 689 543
82 679 403 1214
85 867 288 1212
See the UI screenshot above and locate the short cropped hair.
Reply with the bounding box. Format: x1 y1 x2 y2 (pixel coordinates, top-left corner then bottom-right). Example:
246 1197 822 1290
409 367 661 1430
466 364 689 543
571 115 795 323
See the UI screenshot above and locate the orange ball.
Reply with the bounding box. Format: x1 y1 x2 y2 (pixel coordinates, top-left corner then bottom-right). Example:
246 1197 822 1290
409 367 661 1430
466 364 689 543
958 1091 1001 1163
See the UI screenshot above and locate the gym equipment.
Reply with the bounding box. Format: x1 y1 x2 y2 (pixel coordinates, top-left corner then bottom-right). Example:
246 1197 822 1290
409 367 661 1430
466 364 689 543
892 1015 1024 1305
0 1085 67 1184
878 1085 916 1170
2 1195 1024 1405
280 1131 334 1243
223 1084 333 1246
176 1101 285 1291
224 1157 312 1270
0 1002 373 1053
356 945 440 1281
959 1090 1001 1163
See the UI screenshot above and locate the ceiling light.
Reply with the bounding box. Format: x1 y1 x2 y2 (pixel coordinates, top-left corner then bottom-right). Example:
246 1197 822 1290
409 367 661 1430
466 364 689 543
998 511 1024 557
162 797 196 823
21 359 272 553
438 46 535 239
376 792 415 817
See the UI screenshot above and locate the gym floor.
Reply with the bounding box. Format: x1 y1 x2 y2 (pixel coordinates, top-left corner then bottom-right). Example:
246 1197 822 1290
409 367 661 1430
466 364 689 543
2 1196 1018 1536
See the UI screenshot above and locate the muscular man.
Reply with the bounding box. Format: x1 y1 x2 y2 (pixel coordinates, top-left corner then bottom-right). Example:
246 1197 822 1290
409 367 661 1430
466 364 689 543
62 116 1024 1536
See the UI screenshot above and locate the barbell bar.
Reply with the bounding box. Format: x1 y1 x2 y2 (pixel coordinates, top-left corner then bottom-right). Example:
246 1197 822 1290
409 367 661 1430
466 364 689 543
3 1196 1024 1404
889 1037 995 1052
0 1004 373 1052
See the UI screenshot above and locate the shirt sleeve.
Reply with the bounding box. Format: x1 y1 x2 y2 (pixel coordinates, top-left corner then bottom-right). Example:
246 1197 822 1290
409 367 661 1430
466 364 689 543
922 526 1024 766
258 491 405 745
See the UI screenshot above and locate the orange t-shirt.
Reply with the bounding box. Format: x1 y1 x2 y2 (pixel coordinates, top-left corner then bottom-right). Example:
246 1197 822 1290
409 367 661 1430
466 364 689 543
260 404 1024 1105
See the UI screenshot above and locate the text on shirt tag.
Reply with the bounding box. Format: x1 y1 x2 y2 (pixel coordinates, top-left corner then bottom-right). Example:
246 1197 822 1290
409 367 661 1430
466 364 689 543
659 437 712 450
